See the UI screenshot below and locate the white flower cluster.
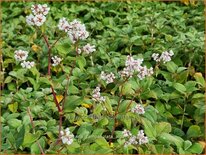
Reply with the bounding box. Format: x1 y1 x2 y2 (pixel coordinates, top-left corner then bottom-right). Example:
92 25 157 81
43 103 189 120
60 128 74 145
92 87 105 103
137 66 153 80
119 55 153 80
77 43 96 55
14 50 35 69
122 129 148 147
137 130 149 145
82 43 96 54
152 50 174 63
51 56 62 66
131 104 145 114
21 61 35 69
26 4 50 26
58 18 89 43
14 50 28 61
100 71 115 84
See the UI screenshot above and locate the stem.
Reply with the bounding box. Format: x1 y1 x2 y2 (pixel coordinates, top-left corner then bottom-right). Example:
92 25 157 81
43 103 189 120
27 107 45 155
109 76 129 145
180 100 187 130
42 34 51 76
41 32 64 143
126 96 135 112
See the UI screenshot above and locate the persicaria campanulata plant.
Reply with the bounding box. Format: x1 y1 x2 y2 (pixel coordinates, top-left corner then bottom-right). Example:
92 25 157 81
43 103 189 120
13 3 177 153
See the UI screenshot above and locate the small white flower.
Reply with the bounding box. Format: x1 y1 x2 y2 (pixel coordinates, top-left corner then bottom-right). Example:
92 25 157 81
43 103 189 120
137 66 153 80
136 130 148 144
31 4 50 16
58 18 89 43
77 48 82 54
60 128 74 145
21 61 35 69
131 104 145 114
139 136 148 145
58 18 70 31
152 50 174 63
41 4 50 16
129 136 138 145
122 129 132 137
33 14 46 26
82 43 96 54
152 53 160 62
51 56 62 66
14 50 29 61
92 87 105 103
120 56 144 78
26 14 35 26
137 130 145 139
100 71 115 84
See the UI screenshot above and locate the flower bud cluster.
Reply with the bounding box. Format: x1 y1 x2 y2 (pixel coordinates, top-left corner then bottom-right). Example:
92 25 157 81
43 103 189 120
60 128 74 145
100 71 115 84
26 4 50 26
51 56 62 66
92 87 105 103
122 129 148 147
14 50 35 69
152 50 174 63
131 104 145 114
119 55 153 80
58 18 89 43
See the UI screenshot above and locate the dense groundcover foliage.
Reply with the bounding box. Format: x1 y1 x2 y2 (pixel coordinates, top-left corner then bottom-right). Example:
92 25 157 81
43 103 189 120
1 1 205 154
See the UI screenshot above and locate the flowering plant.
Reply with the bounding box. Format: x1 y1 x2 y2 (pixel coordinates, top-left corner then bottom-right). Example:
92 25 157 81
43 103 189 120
1 2 205 154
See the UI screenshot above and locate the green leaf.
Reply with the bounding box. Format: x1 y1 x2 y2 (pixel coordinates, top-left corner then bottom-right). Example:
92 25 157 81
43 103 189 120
7 119 21 128
95 137 110 149
173 83 186 94
156 122 172 135
194 72 205 88
122 82 134 96
8 102 18 113
104 97 113 114
97 117 108 127
76 56 86 71
22 132 41 147
4 76 13 83
55 41 71 55
187 143 203 154
15 125 25 148
159 133 184 148
7 132 16 149
186 125 201 138
141 117 156 140
144 105 157 123
155 101 165 114
30 67 40 78
64 96 82 112
183 140 192 150
68 85 79 94
166 61 178 73
39 77 52 85
31 137 45 154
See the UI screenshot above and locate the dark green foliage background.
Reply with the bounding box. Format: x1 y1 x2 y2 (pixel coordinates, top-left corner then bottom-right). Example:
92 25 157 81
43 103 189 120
1 1 205 154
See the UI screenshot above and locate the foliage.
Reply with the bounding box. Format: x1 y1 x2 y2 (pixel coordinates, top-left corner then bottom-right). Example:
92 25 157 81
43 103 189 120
1 1 205 154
